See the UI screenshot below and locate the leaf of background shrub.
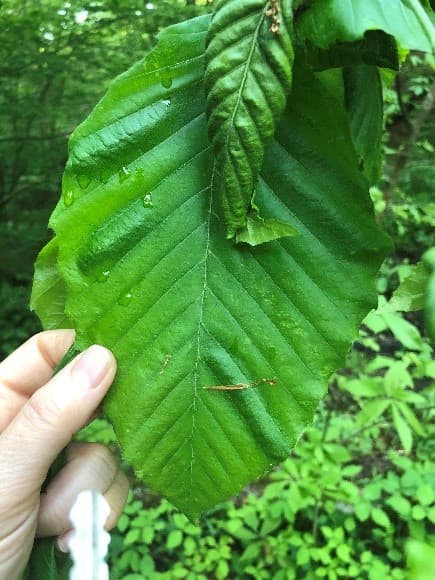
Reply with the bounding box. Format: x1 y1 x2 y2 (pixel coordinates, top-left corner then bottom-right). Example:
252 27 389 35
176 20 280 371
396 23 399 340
392 404 413 453
372 507 391 529
383 262 429 313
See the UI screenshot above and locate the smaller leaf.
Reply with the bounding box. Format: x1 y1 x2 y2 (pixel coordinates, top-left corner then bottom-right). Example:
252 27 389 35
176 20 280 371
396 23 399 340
411 505 427 521
423 247 435 345
392 404 413 453
355 399 390 428
371 507 391 529
354 502 371 522
205 0 294 239
384 361 413 395
363 310 388 333
387 495 411 517
167 530 183 550
382 313 424 351
30 238 69 329
124 529 140 546
416 484 434 507
396 402 425 437
382 262 429 313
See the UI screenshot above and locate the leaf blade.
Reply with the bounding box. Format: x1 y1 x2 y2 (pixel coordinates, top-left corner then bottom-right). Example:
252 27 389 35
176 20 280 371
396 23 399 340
205 0 294 240
33 15 391 519
296 0 435 55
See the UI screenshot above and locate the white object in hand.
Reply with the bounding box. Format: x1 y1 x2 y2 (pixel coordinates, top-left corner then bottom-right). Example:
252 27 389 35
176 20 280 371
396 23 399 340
68 489 111 580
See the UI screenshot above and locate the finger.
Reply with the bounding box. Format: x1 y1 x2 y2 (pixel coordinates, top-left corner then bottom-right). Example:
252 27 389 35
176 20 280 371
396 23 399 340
103 469 130 531
37 443 119 537
0 330 76 397
56 469 129 553
0 345 116 503
0 330 75 430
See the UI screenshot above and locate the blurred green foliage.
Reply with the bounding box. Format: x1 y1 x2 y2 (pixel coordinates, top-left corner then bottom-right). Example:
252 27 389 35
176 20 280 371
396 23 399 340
1 1 434 578
0 0 209 357
81 317 435 578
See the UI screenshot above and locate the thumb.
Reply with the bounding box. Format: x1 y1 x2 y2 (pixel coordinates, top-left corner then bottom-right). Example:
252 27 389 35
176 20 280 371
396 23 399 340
0 345 116 496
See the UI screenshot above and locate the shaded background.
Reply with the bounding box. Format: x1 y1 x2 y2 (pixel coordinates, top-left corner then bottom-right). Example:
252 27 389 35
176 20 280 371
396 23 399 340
0 0 209 355
1 1 434 578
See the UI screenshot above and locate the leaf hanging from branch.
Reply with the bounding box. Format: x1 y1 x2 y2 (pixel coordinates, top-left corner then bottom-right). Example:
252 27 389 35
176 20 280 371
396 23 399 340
205 0 296 243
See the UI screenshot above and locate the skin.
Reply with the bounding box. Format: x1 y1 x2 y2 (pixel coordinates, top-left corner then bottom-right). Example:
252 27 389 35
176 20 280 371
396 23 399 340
0 330 129 579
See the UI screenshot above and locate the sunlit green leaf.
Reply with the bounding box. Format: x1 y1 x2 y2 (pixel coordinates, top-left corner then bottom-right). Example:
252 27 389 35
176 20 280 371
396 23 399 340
423 247 435 344
30 237 69 329
392 404 413 453
382 262 429 313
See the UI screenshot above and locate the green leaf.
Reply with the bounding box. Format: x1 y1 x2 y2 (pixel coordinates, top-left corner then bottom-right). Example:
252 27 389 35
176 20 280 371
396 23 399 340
371 507 391 529
416 483 435 507
343 65 383 185
412 505 427 521
381 312 424 351
382 262 429 313
423 247 435 345
33 15 390 519
205 0 294 240
384 361 413 395
392 404 413 453
30 237 69 329
355 502 371 522
407 540 435 580
296 0 435 55
23 538 71 580
355 399 390 428
386 495 411 517
396 402 425 436
167 529 183 549
299 30 400 71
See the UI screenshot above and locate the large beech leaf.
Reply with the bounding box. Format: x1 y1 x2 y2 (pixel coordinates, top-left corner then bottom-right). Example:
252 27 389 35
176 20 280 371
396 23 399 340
205 0 294 241
33 15 391 519
297 0 435 55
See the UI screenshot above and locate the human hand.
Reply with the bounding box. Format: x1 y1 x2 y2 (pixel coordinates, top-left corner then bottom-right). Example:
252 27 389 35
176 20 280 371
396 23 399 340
0 330 129 579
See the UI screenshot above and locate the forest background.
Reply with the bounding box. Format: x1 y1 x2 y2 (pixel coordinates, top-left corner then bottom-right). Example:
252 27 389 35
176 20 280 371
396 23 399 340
0 1 434 578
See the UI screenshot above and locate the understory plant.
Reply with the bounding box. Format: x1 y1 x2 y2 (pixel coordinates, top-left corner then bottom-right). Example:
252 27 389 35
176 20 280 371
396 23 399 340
83 309 435 579
27 0 435 575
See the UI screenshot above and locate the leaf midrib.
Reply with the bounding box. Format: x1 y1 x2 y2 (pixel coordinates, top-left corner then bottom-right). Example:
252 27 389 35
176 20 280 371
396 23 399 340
222 4 268 164
189 166 216 495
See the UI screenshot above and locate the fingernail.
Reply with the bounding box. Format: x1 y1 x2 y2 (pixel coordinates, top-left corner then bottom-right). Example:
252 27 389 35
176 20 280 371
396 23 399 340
72 345 112 389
